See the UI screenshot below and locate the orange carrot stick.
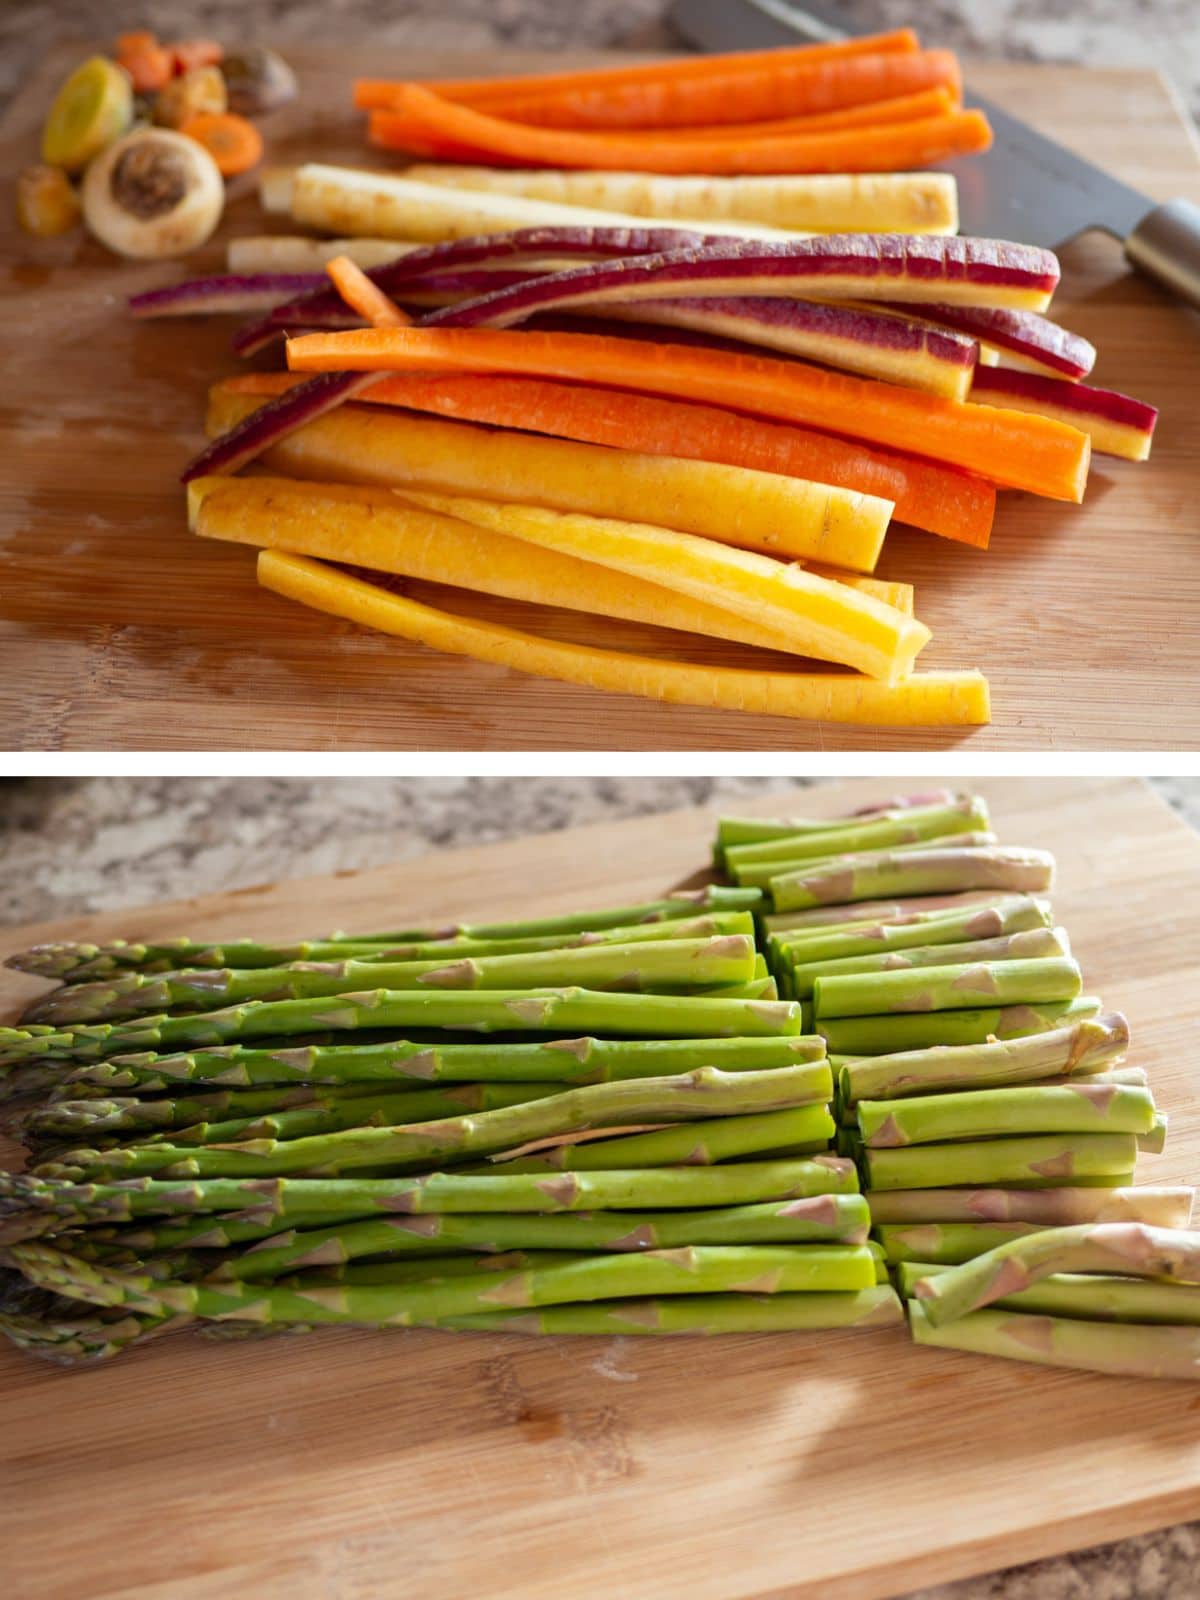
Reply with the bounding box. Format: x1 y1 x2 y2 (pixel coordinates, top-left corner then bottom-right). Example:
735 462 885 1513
219 370 996 548
366 86 993 175
326 254 412 327
462 50 963 132
286 325 1090 502
654 87 958 141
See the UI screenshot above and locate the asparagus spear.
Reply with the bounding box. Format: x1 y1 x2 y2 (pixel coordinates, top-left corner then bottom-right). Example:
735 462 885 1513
784 926 1066 1000
818 997 1100 1056
863 1132 1139 1191
219 1196 872 1280
866 1186 1194 1228
6 1241 880 1320
65 1034 828 1093
837 1014 1131 1104
445 1286 904 1335
813 955 1081 1021
877 1220 1049 1264
6 911 756 983
771 895 1050 967
908 1302 1200 1380
330 885 763 942
716 793 960 852
37 1063 830 1180
913 1223 1200 1327
857 1082 1156 1148
770 846 1055 912
723 797 989 873
734 833 1000 891
25 934 761 1027
762 890 1014 936
897 1262 1200 1325
1139 1112 1169 1154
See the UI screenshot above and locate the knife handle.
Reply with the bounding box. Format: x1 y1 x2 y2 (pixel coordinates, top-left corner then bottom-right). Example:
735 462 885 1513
1124 199 1200 309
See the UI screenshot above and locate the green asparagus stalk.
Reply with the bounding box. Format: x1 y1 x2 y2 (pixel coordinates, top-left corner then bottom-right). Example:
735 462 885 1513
857 1082 1156 1148
6 1241 879 1321
866 1185 1194 1228
877 1220 1048 1264
331 885 763 943
912 1223 1200 1327
723 797 989 874
220 1195 871 1280
812 955 1081 1021
25 934 761 1027
6 911 757 983
771 895 1050 968
734 832 999 891
65 1034 827 1093
770 846 1055 913
783 926 1066 1000
1138 1112 1169 1154
897 1262 1200 1325
818 997 1101 1056
762 890 1013 936
715 793 959 853
908 1301 1200 1380
37 1063 831 1181
437 1286 905 1334
862 1132 1139 1192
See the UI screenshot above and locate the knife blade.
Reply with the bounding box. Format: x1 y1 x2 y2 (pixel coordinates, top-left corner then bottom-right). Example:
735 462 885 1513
668 0 1200 305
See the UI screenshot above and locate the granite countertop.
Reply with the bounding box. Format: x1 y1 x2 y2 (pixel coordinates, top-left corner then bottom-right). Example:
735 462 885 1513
2 774 1200 1599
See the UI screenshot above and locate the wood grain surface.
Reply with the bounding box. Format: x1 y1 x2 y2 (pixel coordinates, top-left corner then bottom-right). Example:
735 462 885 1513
2 776 1199 1600
1 49 1199 750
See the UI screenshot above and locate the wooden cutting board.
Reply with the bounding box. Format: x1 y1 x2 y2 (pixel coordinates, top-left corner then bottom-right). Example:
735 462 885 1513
1 49 1199 751
1 775 1199 1600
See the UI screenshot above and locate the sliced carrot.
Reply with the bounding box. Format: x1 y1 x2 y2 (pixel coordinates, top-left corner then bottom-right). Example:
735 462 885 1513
179 111 264 176
286 327 1090 502
118 44 173 94
463 50 963 133
170 38 225 75
257 550 990 728
220 371 995 548
361 30 921 109
366 86 992 175
325 254 412 327
653 87 957 141
116 30 158 55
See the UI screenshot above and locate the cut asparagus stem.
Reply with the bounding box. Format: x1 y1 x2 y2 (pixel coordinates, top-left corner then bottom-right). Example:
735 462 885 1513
433 1286 905 1334
837 1014 1130 1104
734 833 1001 890
6 911 757 983
897 1263 1200 1325
857 1082 1156 1148
220 1196 871 1280
784 926 1066 1000
6 1241 880 1320
908 1301 1200 1380
0 987 806 1066
913 1223 1200 1326
762 890 1014 935
1138 1112 1169 1154
723 797 989 873
877 1220 1052 1263
66 1034 828 1092
818 997 1101 1056
863 1132 1139 1191
715 796 959 851
866 1186 1194 1228
24 934 761 1027
770 846 1055 912
771 895 1051 966
813 955 1081 1020
35 1063 832 1181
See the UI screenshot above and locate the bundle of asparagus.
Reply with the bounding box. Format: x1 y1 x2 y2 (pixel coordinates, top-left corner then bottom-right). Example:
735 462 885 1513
1 873 905 1362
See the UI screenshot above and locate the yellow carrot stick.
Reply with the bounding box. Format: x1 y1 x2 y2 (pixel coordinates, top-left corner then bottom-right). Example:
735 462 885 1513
257 549 989 728
394 490 927 682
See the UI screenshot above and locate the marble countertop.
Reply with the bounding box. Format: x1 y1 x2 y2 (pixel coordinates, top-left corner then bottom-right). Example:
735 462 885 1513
3 1 1198 119
2 774 1199 1600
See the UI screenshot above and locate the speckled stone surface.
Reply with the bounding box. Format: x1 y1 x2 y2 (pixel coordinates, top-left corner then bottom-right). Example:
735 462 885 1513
0 774 1198 1596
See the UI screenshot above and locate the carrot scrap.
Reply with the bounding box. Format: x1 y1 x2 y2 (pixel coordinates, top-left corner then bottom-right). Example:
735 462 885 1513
116 30 158 55
325 254 412 327
179 110 264 176
170 38 225 75
117 42 173 94
285 326 1090 502
366 86 993 175
257 550 990 728
219 371 995 548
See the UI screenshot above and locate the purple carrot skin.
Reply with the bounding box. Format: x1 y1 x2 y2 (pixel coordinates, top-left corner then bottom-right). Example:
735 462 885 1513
883 302 1096 379
129 273 327 318
970 365 1158 460
180 371 380 483
423 237 1062 330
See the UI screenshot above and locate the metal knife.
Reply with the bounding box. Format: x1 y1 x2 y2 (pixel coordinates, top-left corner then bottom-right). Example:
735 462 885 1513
669 0 1200 307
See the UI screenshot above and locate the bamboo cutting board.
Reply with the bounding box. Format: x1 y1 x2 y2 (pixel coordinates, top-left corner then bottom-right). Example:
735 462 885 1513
1 775 1199 1600
0 51 1199 750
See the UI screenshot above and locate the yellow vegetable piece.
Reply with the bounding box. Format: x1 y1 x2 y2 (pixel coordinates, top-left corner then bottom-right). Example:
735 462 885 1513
257 549 989 729
16 165 81 237
396 490 927 682
41 56 134 172
206 389 892 572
